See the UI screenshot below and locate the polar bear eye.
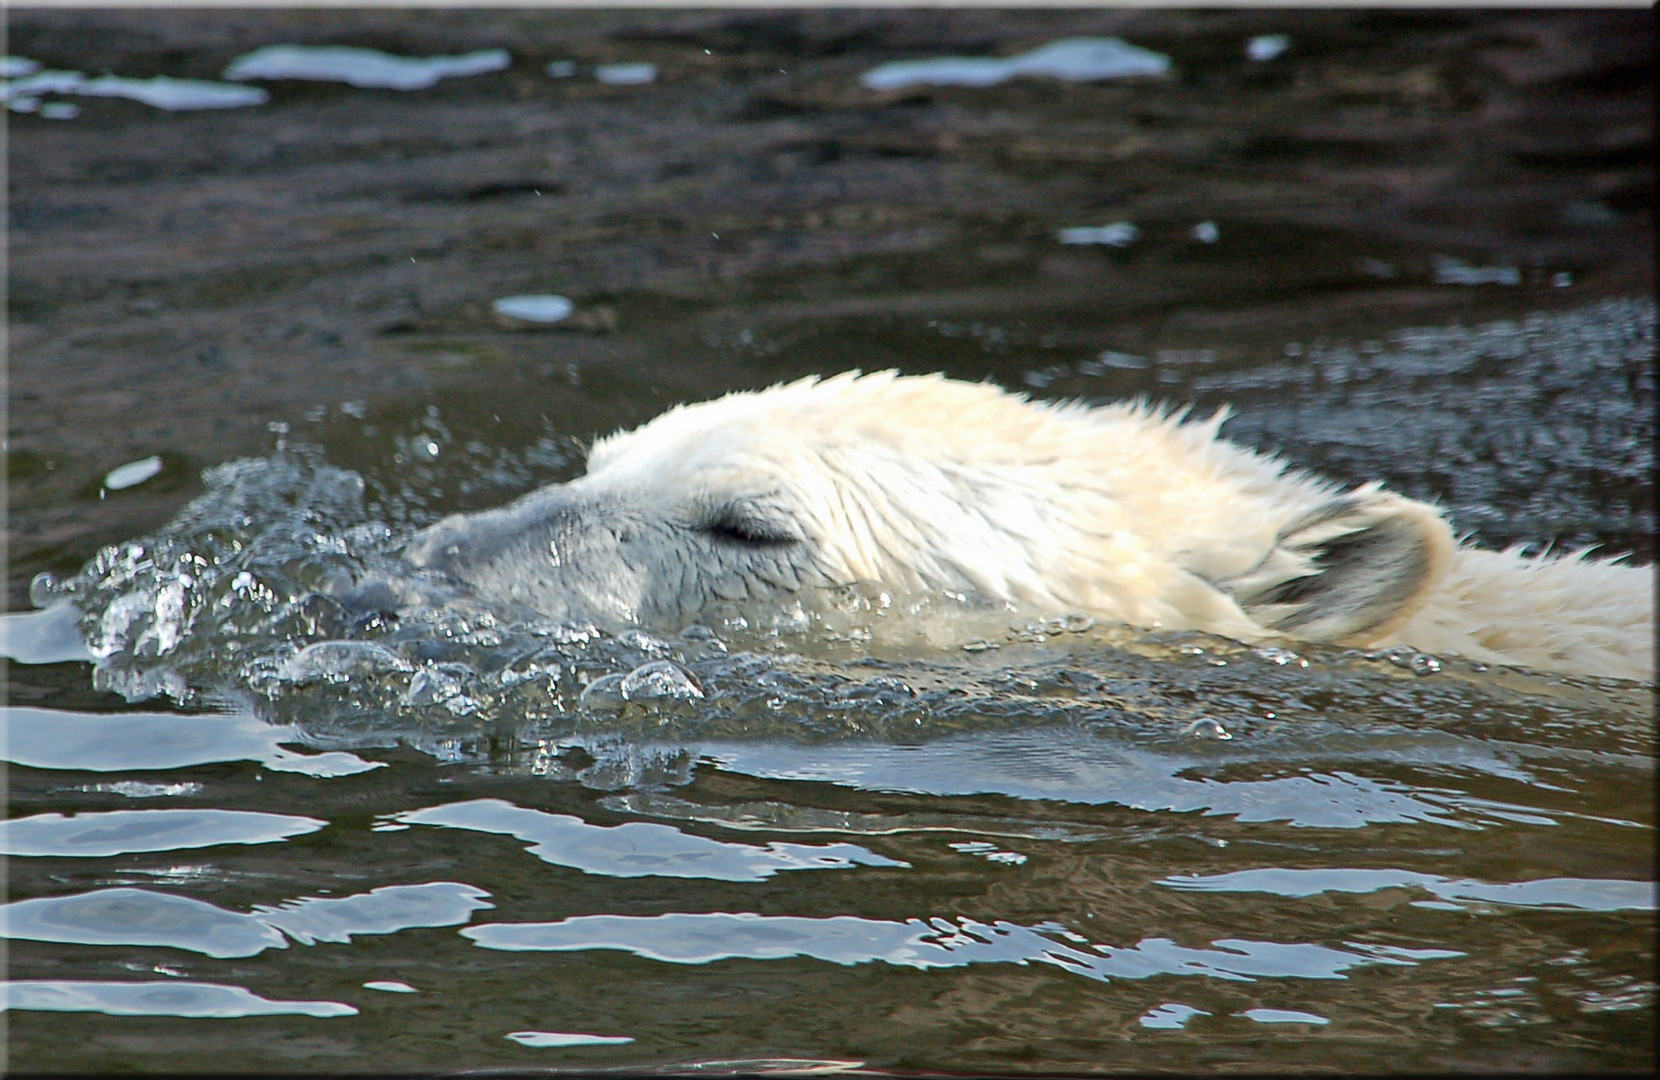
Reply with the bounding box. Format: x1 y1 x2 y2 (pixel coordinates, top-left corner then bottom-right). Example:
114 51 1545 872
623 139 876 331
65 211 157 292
701 503 799 548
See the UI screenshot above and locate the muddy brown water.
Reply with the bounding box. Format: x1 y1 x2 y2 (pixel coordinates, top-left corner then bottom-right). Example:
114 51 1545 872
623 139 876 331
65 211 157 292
4 9 1654 1074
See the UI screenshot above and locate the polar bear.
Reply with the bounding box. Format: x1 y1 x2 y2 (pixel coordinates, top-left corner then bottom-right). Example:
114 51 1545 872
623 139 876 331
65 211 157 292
406 371 1653 681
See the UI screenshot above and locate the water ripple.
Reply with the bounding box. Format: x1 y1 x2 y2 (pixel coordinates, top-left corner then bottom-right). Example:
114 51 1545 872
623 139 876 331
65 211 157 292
463 912 1462 983
391 797 908 881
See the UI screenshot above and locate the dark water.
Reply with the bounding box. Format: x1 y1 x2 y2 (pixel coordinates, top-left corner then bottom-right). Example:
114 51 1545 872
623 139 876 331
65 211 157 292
5 9 1655 1075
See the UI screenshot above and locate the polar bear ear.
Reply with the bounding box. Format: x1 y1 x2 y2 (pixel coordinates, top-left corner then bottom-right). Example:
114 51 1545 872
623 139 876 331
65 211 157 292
1227 487 1456 645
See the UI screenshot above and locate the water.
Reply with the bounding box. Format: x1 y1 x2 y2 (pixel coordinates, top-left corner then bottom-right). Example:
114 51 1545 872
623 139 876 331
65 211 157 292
6 9 1653 1072
4 299 1654 1072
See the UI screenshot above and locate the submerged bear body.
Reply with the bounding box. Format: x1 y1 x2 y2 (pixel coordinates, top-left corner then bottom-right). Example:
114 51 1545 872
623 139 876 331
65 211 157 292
406 372 1653 681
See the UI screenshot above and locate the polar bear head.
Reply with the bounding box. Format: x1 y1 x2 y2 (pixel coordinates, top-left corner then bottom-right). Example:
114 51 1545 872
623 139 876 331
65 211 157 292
404 371 1454 644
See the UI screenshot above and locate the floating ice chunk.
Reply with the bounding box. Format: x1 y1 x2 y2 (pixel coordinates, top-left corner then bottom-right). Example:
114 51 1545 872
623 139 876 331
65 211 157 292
1 56 42 78
77 75 269 111
1247 35 1292 62
545 60 578 78
1056 222 1139 247
363 981 418 994
1432 255 1521 287
1191 220 1220 243
492 294 574 323
224 45 510 91
104 455 164 491
40 101 79 119
594 62 657 86
861 36 1170 92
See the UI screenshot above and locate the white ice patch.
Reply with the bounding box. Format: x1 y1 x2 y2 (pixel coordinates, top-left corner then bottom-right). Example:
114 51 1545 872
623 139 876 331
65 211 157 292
492 294 575 323
224 45 510 91
861 37 1171 92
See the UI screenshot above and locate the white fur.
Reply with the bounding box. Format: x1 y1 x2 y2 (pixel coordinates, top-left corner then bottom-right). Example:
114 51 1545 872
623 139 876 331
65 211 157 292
580 372 1652 680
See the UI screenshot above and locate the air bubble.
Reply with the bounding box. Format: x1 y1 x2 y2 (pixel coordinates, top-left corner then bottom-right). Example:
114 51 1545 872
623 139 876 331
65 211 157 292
619 660 704 702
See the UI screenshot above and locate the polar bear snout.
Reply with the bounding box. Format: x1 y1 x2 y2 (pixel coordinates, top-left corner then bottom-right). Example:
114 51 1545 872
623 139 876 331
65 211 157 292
403 488 611 620
402 479 820 628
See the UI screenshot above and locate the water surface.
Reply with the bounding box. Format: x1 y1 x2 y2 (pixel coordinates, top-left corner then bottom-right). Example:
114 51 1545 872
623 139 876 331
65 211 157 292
5 8 1653 1074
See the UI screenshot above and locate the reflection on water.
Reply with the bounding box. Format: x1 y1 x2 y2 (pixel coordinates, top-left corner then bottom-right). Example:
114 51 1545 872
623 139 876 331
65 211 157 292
1159 868 1657 912
0 706 382 776
860 37 1171 92
463 910 1463 984
507 1031 635 1048
0 808 325 857
392 797 907 880
4 981 357 1019
0 66 267 112
222 45 510 91
1 882 492 957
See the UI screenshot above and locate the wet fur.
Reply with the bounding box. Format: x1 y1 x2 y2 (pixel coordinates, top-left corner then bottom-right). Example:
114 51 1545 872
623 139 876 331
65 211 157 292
408 371 1653 681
